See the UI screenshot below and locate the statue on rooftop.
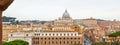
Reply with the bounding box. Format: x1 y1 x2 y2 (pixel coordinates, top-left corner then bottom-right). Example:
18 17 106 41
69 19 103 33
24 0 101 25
0 0 14 44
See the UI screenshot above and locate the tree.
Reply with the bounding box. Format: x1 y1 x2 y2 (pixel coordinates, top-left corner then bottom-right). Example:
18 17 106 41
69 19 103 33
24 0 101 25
2 40 29 45
92 42 110 45
2 41 9 45
108 31 120 45
108 31 120 37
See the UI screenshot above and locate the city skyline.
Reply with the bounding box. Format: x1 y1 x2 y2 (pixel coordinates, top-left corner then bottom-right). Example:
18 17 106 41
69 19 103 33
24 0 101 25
2 0 120 21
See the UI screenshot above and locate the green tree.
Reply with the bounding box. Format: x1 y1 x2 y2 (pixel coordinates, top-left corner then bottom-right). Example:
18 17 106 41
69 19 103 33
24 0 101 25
2 41 9 45
2 40 28 45
9 40 28 45
92 42 110 45
108 31 120 45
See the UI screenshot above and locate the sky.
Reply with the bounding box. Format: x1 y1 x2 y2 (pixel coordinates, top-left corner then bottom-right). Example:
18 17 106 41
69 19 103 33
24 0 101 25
3 0 120 21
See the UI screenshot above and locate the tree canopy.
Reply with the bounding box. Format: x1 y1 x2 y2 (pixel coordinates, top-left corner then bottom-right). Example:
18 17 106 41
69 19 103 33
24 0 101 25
108 31 120 37
2 40 28 45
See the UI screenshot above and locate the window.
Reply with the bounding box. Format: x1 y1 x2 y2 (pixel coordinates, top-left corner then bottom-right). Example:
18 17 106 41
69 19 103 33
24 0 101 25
64 34 65 36
56 41 58 44
37 41 39 44
26 34 28 36
71 41 72 44
78 38 80 39
56 38 58 39
74 38 76 39
71 38 72 40
44 38 46 40
11 34 12 36
36 37 39 39
45 41 46 44
56 34 58 36
75 33 76 36
63 38 65 40
52 38 54 40
67 33 69 36
48 38 50 40
34 41 39 44
60 38 62 39
37 34 39 36
33 41 35 44
49 34 51 36
74 41 76 44
53 34 55 36
41 38 43 40
46 34 47 36
52 41 54 44
35 34 36 36
78 41 80 44
60 41 61 44
63 41 65 44
42 34 44 36
41 42 42 44
67 41 69 44
67 38 69 39
49 41 50 44
71 34 73 36
60 34 62 36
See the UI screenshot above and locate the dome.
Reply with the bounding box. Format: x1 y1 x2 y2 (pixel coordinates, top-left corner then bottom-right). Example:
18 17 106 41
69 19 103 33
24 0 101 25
62 10 71 19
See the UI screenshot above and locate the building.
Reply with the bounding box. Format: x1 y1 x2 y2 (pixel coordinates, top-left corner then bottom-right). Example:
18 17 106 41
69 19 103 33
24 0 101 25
32 10 84 45
8 31 33 45
7 10 84 45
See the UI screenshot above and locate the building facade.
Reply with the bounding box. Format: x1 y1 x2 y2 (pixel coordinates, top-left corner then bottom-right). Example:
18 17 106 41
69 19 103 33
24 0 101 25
7 10 84 45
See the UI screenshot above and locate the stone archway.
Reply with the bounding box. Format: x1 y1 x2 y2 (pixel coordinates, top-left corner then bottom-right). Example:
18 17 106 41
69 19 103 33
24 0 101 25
0 0 14 45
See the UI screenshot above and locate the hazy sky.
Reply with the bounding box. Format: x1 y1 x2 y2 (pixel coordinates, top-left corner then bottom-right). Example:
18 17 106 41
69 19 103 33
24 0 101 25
3 0 120 21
